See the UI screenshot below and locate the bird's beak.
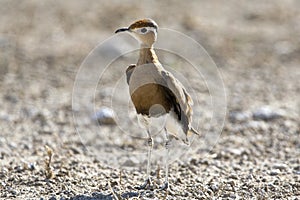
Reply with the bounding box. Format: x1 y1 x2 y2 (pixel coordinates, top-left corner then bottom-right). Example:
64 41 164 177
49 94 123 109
115 27 129 34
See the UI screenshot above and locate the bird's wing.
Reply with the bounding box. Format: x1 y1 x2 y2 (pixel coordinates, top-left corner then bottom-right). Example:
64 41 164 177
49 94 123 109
161 70 194 135
125 64 136 84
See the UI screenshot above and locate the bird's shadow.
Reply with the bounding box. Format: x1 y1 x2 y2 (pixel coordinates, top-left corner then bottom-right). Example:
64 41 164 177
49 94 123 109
69 191 140 200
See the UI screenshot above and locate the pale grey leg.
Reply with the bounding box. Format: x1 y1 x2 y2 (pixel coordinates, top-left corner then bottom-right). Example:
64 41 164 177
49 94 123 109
146 128 153 183
137 124 153 189
160 127 170 190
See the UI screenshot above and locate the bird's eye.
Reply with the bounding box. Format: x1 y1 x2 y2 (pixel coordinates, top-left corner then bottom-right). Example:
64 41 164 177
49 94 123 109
140 28 147 33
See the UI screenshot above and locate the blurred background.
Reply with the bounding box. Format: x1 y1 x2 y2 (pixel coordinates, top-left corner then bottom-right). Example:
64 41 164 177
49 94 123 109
1 0 299 113
0 0 299 199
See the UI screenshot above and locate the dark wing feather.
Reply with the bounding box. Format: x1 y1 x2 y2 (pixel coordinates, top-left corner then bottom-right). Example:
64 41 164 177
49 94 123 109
125 64 136 84
163 87 181 120
161 70 194 135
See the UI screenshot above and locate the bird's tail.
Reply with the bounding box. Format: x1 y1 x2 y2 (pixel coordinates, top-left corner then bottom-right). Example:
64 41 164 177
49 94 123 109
184 127 200 145
188 127 200 136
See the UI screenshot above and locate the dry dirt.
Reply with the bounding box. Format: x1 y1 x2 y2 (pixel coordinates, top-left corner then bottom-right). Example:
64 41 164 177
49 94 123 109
0 0 299 199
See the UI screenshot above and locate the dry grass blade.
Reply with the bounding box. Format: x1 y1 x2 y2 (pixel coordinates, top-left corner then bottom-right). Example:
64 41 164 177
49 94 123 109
44 145 54 179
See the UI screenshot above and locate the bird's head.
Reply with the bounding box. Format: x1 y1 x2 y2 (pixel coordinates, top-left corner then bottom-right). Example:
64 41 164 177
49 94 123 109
115 18 158 47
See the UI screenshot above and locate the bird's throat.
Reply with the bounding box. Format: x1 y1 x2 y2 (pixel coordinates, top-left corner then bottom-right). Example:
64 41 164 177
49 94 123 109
137 46 159 66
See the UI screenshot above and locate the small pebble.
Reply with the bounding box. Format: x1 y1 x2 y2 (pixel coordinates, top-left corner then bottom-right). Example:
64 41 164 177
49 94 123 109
272 163 288 170
293 170 300 175
228 148 245 156
228 174 238 180
92 107 116 125
269 169 280 176
210 183 219 192
229 193 237 198
121 192 139 198
229 111 250 123
122 159 138 167
252 106 284 121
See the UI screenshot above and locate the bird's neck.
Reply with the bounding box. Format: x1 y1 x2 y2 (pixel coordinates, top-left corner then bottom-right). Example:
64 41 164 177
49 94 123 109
137 45 159 66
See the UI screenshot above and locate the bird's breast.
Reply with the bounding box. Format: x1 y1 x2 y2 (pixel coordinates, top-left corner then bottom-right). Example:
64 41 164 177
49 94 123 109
130 83 172 117
128 64 171 116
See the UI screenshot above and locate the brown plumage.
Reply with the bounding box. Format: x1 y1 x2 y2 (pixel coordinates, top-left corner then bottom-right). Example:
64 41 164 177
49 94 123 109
128 19 158 30
115 18 199 190
126 59 197 137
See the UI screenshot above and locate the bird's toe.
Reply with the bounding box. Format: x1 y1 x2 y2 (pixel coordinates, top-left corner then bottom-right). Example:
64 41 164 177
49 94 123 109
135 178 153 190
159 181 169 191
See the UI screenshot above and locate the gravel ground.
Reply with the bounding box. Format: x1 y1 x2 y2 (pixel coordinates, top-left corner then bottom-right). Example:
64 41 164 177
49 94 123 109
0 0 299 199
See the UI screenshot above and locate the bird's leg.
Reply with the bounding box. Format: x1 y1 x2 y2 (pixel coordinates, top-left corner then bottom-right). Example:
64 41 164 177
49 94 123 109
146 128 153 185
137 127 153 189
160 127 170 190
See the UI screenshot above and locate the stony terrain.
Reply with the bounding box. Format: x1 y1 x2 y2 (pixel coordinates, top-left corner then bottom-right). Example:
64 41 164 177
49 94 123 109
0 0 299 199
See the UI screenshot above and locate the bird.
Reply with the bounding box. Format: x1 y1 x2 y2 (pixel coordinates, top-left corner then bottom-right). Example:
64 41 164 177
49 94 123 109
115 18 199 190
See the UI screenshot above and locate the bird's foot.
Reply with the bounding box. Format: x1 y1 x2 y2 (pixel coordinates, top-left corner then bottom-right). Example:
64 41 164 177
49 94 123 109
136 178 152 190
159 181 169 191
158 181 175 195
